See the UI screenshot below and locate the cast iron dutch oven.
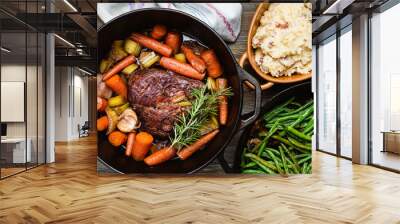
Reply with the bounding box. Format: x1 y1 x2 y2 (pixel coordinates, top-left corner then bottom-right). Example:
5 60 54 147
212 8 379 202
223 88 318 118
223 82 312 173
97 8 262 173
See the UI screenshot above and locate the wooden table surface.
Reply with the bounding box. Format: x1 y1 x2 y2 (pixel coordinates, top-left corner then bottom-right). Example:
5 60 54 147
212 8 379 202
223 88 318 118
98 3 307 174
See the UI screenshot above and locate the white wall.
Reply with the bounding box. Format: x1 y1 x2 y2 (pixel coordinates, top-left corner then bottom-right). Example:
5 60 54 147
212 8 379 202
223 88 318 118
54 66 89 141
1 63 45 164
1 65 34 138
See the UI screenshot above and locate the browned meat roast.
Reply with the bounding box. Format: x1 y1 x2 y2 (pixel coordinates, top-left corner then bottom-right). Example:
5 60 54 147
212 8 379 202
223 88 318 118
128 68 203 138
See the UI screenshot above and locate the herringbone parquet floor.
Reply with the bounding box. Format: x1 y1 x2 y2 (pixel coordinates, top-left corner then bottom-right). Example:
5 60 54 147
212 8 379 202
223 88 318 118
0 135 400 224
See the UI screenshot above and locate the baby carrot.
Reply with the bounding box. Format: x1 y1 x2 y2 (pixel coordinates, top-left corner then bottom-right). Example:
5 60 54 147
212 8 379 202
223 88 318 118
105 75 127 99
125 132 136 157
130 33 172 57
102 55 136 81
159 57 205 80
151 24 167 40
108 131 127 147
181 45 207 73
201 49 223 78
144 146 177 166
165 31 182 55
97 116 109 132
216 78 228 125
132 132 154 161
177 129 219 160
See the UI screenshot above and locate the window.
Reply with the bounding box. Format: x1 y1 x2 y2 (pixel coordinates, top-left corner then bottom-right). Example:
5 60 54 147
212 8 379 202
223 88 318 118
317 35 337 154
339 27 352 158
0 0 47 179
370 3 400 171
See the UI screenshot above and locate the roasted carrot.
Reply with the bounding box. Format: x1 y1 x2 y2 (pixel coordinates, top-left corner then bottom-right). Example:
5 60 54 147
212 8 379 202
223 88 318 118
97 97 108 112
159 57 205 80
97 116 109 132
144 146 177 166
105 75 127 99
102 55 136 81
216 78 228 125
125 132 136 157
108 131 127 147
132 132 154 161
177 129 219 160
181 45 207 73
201 49 223 78
151 24 167 40
130 33 172 57
165 31 182 54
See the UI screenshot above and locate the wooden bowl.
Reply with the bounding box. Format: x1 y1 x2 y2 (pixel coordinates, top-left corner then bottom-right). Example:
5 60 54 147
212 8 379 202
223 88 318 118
241 3 312 90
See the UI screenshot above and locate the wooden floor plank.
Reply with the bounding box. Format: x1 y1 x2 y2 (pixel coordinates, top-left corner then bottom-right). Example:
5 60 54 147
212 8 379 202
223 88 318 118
0 135 400 223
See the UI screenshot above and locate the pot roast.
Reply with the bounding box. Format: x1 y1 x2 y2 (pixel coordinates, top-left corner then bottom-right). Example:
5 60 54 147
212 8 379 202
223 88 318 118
128 68 203 138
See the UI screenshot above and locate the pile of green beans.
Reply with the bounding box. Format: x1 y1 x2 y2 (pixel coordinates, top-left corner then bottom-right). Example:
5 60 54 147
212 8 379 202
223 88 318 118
241 97 314 175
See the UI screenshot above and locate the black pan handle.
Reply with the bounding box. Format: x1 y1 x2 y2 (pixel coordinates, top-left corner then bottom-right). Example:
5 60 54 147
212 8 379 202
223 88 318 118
237 66 262 130
217 66 262 173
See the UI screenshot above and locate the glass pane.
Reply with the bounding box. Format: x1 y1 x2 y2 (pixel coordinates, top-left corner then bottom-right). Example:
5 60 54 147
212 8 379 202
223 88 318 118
1 30 27 177
371 4 400 171
317 36 337 154
27 30 38 169
26 0 38 169
339 28 352 158
38 32 45 165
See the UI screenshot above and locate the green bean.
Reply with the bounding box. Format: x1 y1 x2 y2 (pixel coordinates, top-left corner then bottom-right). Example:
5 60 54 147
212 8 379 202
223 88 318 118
287 126 312 142
290 106 314 128
257 140 267 157
260 151 282 164
265 147 281 156
267 114 300 125
271 135 307 153
265 150 284 175
302 163 308 173
255 122 279 156
285 159 299 174
298 155 312 165
252 160 275 174
303 117 314 132
243 161 257 168
279 146 289 174
281 144 301 173
288 137 311 151
286 130 307 144
243 98 314 175
242 169 267 174
278 100 313 117
244 153 277 171
295 154 309 161
264 97 295 121
306 163 312 174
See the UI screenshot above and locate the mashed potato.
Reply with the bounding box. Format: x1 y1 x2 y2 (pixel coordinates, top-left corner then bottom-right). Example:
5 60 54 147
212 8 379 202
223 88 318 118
252 3 312 77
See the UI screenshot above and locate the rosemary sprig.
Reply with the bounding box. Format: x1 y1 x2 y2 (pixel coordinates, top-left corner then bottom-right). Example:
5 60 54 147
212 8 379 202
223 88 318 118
170 86 232 151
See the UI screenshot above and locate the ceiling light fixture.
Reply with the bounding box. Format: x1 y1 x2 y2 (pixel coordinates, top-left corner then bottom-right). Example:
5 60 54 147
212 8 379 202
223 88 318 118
63 0 78 12
1 47 11 53
77 67 93 76
322 0 355 15
54 33 75 48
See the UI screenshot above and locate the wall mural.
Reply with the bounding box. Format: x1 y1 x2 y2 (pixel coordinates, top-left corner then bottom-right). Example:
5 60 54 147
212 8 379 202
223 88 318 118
96 3 313 174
